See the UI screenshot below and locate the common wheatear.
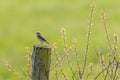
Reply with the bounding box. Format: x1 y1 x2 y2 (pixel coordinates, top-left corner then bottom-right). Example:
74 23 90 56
36 32 49 44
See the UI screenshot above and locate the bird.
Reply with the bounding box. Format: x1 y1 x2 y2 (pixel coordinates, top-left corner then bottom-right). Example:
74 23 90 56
36 32 49 44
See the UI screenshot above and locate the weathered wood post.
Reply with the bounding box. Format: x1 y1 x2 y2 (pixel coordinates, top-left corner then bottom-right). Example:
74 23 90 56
31 45 51 80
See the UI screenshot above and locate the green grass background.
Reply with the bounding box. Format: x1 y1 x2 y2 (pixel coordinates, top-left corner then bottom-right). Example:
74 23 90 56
0 0 120 80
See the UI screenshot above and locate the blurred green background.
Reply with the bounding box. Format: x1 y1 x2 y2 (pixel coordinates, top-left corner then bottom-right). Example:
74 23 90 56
0 0 120 80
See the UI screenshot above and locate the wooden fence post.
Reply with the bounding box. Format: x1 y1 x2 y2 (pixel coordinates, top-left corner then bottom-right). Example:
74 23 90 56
31 45 51 80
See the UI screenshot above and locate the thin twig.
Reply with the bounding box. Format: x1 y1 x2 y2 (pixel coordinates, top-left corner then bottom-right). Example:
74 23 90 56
52 44 69 80
100 11 119 80
98 48 106 78
94 58 117 80
100 11 114 55
72 38 82 80
61 28 77 80
86 63 93 80
82 3 95 78
113 62 119 80
49 53 66 72
104 65 109 80
94 63 110 80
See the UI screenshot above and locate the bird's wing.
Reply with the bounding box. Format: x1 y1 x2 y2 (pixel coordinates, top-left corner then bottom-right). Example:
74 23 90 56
37 35 46 41
38 35 49 43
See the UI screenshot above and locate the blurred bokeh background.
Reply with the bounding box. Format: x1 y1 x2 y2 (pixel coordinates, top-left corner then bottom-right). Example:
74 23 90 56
0 0 120 80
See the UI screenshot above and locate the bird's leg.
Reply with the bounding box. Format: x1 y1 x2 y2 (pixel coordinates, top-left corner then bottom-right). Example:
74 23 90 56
40 41 43 45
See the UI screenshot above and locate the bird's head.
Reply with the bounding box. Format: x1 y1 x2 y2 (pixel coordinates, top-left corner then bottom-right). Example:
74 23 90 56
36 32 41 35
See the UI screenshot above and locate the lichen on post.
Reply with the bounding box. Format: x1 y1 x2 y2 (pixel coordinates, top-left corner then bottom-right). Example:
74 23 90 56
31 45 51 80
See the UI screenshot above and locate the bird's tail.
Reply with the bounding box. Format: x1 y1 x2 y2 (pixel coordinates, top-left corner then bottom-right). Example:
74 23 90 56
46 41 49 44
